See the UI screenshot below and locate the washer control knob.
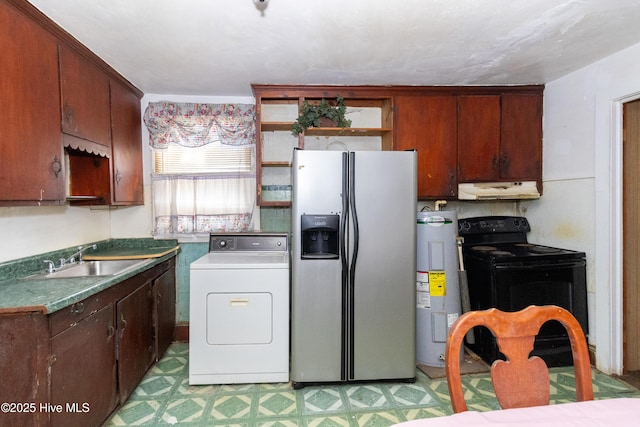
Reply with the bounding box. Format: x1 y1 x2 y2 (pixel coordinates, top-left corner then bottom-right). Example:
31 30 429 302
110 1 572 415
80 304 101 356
218 240 227 248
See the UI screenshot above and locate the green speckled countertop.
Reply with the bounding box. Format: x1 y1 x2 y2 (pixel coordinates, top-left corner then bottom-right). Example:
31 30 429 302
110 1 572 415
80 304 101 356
0 238 179 315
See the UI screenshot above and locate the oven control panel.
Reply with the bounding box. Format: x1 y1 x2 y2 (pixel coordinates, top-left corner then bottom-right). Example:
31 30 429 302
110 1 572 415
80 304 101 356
209 233 288 252
458 216 530 235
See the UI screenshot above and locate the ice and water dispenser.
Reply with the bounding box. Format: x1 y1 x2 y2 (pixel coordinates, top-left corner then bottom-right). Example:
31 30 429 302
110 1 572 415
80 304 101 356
300 214 339 259
416 210 463 367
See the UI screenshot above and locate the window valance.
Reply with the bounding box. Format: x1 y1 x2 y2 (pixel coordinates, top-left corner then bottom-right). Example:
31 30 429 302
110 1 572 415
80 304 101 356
143 101 256 148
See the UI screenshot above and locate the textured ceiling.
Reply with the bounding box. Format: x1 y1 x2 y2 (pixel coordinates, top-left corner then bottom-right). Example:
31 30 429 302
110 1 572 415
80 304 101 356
27 0 640 96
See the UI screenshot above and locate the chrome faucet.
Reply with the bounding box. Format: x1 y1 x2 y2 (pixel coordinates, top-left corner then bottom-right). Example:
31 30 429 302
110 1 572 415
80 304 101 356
62 244 97 265
42 244 97 273
43 260 56 274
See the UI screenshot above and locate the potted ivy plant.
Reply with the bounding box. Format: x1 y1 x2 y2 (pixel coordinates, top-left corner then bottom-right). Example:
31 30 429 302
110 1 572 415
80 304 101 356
291 95 352 136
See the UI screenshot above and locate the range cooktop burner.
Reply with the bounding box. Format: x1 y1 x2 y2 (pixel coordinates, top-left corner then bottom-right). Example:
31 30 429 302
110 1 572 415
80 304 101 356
528 245 563 254
490 250 515 257
472 245 498 251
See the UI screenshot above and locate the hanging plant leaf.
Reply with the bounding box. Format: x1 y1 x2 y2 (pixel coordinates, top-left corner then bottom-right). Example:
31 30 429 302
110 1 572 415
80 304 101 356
291 95 352 136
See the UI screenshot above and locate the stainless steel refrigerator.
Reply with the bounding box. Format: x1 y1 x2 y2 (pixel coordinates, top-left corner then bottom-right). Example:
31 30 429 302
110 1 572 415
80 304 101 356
290 149 417 387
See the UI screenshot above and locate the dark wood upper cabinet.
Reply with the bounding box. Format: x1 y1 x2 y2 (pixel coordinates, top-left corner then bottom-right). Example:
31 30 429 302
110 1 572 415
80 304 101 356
457 95 502 182
458 93 543 186
59 43 112 147
395 96 458 198
2 0 144 206
0 1 64 204
255 85 542 201
66 80 144 206
110 80 144 205
394 87 542 199
500 93 543 181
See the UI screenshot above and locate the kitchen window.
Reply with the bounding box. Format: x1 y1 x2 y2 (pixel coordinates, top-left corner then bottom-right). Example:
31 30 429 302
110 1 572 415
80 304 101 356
144 102 257 237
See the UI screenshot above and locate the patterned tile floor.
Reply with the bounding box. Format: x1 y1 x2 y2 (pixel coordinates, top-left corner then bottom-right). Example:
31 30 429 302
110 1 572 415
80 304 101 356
105 343 640 426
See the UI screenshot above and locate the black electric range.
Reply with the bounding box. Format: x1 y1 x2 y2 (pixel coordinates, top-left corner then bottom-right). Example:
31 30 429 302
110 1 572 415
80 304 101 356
458 216 588 367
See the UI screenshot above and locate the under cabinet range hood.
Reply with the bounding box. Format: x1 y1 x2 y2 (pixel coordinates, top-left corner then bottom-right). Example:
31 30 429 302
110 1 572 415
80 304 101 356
458 181 540 200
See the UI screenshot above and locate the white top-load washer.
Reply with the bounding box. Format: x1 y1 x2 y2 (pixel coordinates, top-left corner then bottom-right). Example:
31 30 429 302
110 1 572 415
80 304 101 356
189 233 289 385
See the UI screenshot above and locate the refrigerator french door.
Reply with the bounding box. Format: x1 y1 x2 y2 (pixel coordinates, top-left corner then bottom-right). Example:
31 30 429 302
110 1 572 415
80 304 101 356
291 149 417 387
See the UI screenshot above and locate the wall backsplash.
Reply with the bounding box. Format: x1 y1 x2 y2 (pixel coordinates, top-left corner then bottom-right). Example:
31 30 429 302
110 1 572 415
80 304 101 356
0 205 112 263
260 207 291 232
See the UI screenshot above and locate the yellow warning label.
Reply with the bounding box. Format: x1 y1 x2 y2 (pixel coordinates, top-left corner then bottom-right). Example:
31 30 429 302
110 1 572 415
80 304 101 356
428 271 446 296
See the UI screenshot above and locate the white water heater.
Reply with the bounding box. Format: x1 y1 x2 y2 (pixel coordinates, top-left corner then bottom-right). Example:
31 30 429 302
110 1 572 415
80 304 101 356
416 210 462 367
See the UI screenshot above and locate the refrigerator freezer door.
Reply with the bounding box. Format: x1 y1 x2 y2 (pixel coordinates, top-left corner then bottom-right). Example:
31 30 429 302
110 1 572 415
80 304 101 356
291 149 417 385
349 151 417 380
290 150 344 383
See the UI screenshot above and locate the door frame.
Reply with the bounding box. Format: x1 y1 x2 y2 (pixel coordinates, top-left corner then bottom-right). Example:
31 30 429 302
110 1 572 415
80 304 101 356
609 92 640 374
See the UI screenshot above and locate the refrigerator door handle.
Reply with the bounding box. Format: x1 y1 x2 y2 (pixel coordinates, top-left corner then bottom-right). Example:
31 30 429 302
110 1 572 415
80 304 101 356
341 152 349 279
349 151 359 281
340 152 349 380
348 151 359 379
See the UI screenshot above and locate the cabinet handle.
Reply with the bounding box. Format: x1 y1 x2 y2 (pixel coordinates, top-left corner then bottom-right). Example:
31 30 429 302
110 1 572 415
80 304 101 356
107 325 115 339
115 169 123 185
63 104 74 125
501 155 509 171
449 169 456 196
69 302 84 316
51 156 62 178
120 313 127 334
492 155 500 171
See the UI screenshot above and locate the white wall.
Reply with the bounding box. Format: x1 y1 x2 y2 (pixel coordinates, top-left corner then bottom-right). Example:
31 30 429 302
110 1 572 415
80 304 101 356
0 205 112 262
522 41 640 374
0 192 154 262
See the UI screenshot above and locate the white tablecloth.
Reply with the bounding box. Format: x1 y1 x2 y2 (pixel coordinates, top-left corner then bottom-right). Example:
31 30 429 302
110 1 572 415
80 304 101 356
394 398 640 426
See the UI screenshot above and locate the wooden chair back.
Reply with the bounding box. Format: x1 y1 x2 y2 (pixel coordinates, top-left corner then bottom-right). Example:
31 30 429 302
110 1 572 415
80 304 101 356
445 305 594 413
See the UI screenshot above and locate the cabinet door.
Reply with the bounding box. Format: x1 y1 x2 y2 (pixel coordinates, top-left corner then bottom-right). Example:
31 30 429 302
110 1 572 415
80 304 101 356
154 267 176 360
50 304 117 427
0 2 64 204
500 93 543 181
0 314 49 426
117 281 155 403
395 96 458 198
457 95 501 182
59 43 111 146
110 80 144 205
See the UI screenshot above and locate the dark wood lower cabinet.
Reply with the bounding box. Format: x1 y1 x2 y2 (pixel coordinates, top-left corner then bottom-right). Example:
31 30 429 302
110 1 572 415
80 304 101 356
117 282 155 404
0 313 49 426
154 268 176 360
0 256 176 427
50 304 118 427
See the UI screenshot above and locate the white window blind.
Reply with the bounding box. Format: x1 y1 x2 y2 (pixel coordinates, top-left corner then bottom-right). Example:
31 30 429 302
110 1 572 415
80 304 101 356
153 143 253 174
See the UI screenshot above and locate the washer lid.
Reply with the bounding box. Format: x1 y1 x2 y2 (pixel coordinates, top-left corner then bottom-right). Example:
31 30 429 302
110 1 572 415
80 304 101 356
191 251 289 269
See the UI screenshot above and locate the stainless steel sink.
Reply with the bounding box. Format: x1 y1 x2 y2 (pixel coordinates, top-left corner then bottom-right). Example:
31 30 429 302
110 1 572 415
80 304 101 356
35 259 149 279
